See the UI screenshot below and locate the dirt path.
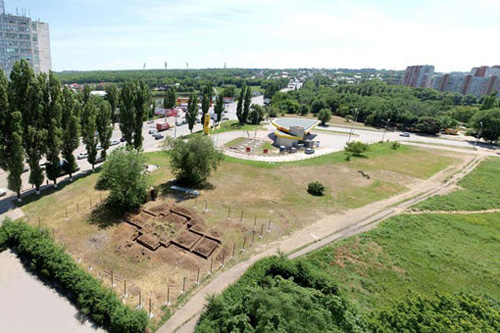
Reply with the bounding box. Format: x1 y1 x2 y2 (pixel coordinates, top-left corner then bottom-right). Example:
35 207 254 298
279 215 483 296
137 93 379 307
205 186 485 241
158 154 484 333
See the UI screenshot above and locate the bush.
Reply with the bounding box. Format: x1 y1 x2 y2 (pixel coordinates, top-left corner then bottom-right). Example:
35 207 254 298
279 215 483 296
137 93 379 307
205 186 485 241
308 181 325 196
391 142 401 150
0 219 148 332
98 148 151 211
317 108 332 125
345 141 369 157
165 135 224 185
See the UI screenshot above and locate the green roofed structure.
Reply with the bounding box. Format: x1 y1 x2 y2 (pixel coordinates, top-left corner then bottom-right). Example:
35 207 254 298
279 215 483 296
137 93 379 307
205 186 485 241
271 117 320 147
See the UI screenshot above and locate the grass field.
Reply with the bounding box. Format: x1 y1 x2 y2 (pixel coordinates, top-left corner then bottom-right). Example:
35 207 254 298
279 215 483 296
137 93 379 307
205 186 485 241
183 120 264 139
416 157 500 211
302 212 500 314
16 143 460 324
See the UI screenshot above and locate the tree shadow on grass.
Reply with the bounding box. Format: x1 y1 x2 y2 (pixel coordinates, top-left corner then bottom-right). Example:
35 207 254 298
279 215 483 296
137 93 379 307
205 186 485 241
87 202 126 229
157 178 215 203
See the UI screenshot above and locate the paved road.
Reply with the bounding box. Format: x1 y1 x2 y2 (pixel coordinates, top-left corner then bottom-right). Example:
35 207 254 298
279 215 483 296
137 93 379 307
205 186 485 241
159 154 484 333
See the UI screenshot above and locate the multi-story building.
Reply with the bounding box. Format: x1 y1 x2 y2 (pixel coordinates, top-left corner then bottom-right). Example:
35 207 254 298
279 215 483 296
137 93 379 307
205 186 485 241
0 0 51 76
402 65 435 88
429 65 500 97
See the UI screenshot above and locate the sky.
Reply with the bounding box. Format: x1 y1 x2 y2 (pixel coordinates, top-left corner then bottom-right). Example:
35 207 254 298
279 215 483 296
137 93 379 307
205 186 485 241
4 0 500 72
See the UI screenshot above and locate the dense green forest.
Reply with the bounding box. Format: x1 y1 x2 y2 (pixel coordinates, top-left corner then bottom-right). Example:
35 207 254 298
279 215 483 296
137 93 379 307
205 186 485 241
270 79 500 138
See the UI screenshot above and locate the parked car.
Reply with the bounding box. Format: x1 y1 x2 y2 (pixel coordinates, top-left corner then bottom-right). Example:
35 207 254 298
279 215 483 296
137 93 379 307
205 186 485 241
196 118 201 124
120 137 126 142
149 128 157 134
305 148 315 155
400 132 410 137
147 120 154 124
77 152 88 160
175 119 183 126
154 133 164 140
222 116 230 121
110 139 120 146
58 160 81 176
0 188 6 197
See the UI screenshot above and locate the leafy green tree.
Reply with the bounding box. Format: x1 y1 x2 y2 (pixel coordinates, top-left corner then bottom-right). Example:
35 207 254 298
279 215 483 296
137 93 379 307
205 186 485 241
165 135 223 185
96 100 113 159
97 148 150 211
6 111 24 201
299 104 310 116
214 94 224 124
249 104 264 124
82 96 99 170
164 87 176 109
44 72 63 187
133 80 150 149
242 86 252 123
480 92 497 110
236 83 245 123
201 93 210 120
10 61 46 194
61 87 80 181
317 108 332 125
307 181 325 196
439 115 458 129
104 84 119 125
371 293 500 332
0 69 9 171
81 84 92 105
470 108 500 142
345 141 369 157
186 93 198 133
119 80 136 147
415 116 442 135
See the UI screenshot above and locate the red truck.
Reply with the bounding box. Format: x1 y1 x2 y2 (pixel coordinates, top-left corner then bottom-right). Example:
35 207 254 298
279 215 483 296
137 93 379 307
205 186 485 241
165 109 178 117
156 123 170 132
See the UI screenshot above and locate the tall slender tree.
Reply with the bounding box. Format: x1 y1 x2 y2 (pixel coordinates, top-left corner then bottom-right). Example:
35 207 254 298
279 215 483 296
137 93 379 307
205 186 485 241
61 87 80 181
243 86 252 123
82 96 98 170
0 69 9 171
96 99 113 159
133 80 150 149
7 111 24 201
119 80 136 147
201 93 210 120
164 87 177 109
186 93 198 133
9 60 46 195
214 94 224 125
104 84 119 126
44 72 63 187
236 83 245 123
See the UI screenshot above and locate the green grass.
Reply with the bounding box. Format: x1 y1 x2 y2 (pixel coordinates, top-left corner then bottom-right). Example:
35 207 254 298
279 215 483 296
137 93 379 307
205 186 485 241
416 158 500 211
223 137 248 148
302 212 500 314
183 120 264 139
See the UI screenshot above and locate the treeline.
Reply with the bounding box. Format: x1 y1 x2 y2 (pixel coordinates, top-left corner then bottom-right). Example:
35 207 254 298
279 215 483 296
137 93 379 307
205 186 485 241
0 219 148 332
270 80 500 138
196 256 500 332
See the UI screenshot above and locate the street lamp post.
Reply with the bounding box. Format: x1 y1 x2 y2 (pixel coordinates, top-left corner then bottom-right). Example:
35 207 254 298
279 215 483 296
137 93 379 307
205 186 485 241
347 108 359 143
381 118 391 142
474 121 483 148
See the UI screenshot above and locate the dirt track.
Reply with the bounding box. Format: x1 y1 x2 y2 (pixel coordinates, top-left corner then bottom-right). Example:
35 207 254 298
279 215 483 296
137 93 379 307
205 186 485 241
159 153 484 333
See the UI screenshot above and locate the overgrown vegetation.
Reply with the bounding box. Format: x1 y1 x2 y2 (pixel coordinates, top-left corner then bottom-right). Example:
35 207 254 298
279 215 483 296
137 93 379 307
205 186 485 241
0 219 148 332
416 157 500 211
307 181 325 196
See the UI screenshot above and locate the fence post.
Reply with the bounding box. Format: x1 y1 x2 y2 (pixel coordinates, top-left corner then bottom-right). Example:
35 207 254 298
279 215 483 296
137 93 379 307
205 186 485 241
111 271 115 288
241 236 246 252
166 286 170 306
253 215 257 230
149 298 154 318
267 219 271 233
251 230 255 245
231 243 236 259
182 276 186 294
137 290 142 310
260 223 264 239
123 280 128 298
196 268 200 285
240 211 244 222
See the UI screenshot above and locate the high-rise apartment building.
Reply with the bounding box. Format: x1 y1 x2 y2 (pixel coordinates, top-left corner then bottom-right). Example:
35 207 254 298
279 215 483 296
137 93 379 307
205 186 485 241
0 1 51 76
429 65 500 97
402 65 435 88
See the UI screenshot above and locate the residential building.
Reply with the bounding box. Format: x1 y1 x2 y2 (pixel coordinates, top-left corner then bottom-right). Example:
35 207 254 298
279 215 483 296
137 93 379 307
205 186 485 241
429 65 500 97
402 65 434 88
0 1 51 76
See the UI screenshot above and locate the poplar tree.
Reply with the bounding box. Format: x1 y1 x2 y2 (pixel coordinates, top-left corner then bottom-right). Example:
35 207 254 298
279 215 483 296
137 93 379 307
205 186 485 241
243 86 252 123
133 80 150 149
10 60 46 195
236 83 245 123
82 96 98 170
96 99 113 159
104 84 119 125
7 111 24 201
61 86 80 181
0 69 9 171
44 72 63 187
214 94 224 125
164 87 177 109
201 93 210 120
119 80 136 147
186 93 198 133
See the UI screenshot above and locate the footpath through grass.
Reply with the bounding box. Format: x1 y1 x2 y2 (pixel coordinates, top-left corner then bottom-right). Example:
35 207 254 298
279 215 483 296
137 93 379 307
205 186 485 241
416 157 500 211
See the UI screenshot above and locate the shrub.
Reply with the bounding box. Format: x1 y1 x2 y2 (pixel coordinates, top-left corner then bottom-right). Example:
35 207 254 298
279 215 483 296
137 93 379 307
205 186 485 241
307 181 325 196
345 141 369 157
0 219 148 332
391 142 401 150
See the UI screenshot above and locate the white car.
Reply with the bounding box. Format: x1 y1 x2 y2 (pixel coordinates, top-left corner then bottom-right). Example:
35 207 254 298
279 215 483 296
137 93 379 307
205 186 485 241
110 140 120 146
77 152 88 160
149 129 158 135
0 188 6 197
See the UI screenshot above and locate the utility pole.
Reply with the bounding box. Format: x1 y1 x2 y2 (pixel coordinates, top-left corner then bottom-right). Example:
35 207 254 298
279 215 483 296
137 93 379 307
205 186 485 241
347 108 358 143
381 118 391 142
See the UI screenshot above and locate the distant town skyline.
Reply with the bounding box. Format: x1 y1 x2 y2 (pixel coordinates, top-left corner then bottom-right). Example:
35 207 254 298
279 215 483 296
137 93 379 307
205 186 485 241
4 0 500 72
